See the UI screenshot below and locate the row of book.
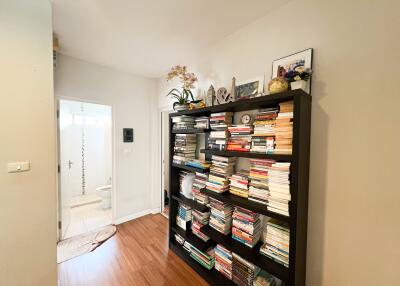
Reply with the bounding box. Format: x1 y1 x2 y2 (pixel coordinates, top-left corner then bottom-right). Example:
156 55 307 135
203 156 291 217
260 219 290 267
175 198 290 269
173 101 293 154
204 102 293 154
207 198 290 268
172 115 210 130
175 234 215 270
175 234 281 286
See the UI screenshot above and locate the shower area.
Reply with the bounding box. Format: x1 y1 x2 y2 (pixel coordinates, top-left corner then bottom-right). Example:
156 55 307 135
59 99 113 239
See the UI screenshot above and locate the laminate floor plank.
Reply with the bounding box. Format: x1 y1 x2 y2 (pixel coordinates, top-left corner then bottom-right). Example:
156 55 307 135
58 214 209 286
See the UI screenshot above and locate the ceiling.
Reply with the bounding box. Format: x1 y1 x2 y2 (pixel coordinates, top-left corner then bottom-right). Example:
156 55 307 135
51 0 291 78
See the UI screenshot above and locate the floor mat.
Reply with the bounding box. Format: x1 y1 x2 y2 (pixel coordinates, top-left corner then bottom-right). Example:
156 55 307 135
57 224 116 263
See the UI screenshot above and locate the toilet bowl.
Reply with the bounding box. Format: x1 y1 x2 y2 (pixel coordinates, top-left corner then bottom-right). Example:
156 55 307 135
96 185 112 209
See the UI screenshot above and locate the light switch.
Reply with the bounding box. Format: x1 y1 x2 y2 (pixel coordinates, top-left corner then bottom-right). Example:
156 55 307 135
7 162 30 173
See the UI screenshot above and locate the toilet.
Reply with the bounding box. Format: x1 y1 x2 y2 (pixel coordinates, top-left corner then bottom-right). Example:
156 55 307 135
96 185 112 209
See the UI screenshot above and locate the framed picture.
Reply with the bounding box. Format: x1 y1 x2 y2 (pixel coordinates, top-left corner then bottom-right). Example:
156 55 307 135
272 48 313 94
235 77 264 100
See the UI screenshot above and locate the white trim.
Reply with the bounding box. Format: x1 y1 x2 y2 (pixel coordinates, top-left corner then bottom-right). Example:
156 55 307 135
114 208 160 225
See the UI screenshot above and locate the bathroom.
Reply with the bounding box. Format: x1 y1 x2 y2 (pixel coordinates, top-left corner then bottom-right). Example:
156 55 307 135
58 99 113 239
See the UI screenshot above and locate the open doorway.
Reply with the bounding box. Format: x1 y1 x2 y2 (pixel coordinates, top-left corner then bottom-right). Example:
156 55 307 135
161 111 170 218
58 99 113 240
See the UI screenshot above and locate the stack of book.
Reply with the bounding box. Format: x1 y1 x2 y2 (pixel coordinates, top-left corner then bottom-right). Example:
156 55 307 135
260 219 290 267
173 134 196 164
232 207 262 248
194 116 210 129
232 253 261 286
192 172 209 205
229 170 250 198
251 107 278 154
185 159 211 170
274 101 293 154
190 246 215 270
209 197 233 235
172 115 195 131
176 203 192 230
248 159 274 205
210 112 233 130
208 130 229 151
175 233 185 245
268 162 291 216
215 244 233 280
253 270 282 286
206 155 236 193
183 240 193 253
208 112 233 150
227 125 253 152
191 210 211 242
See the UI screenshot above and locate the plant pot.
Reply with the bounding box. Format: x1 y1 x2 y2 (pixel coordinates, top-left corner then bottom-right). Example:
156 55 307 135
174 103 189 111
290 80 307 91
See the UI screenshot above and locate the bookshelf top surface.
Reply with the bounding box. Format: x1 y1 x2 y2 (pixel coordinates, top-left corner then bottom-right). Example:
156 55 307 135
170 89 310 117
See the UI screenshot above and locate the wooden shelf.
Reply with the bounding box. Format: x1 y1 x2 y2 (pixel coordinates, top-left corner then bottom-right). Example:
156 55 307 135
172 128 210 134
171 194 209 212
171 226 214 252
200 225 289 281
170 89 308 117
201 188 290 223
200 149 292 161
170 241 236 286
171 163 209 173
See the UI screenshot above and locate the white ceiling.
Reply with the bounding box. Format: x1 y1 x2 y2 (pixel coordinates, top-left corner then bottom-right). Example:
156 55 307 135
52 0 291 78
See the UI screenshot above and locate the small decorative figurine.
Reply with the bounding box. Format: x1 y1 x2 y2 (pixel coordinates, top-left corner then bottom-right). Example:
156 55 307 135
206 85 215 107
230 77 236 101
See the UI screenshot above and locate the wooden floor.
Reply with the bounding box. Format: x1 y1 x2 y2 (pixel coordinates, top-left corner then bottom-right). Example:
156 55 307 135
58 214 209 286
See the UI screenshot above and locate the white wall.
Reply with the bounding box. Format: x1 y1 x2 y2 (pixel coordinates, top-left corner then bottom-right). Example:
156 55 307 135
153 0 400 285
55 55 158 221
0 1 57 285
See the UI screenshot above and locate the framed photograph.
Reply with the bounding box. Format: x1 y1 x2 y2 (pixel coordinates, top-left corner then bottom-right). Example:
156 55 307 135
235 77 264 100
272 48 313 94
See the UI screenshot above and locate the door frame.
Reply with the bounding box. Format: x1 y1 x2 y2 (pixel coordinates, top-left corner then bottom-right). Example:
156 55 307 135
56 96 116 241
159 107 173 218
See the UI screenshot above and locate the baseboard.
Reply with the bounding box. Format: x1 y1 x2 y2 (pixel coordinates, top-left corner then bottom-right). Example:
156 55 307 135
114 208 161 225
150 207 161 214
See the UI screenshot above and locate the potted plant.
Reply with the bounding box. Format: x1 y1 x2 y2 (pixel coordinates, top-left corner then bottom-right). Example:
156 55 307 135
284 67 312 92
166 65 199 111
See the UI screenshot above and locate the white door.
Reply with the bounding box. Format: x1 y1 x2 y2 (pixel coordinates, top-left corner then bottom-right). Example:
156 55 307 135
59 100 84 238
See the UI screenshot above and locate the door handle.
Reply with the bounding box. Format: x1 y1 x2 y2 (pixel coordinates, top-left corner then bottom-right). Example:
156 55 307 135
68 160 73 169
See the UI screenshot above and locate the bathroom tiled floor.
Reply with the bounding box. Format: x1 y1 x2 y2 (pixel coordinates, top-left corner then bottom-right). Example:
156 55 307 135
64 202 112 239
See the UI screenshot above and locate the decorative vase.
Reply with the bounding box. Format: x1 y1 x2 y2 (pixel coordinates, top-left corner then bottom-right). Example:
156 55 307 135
290 80 307 91
174 103 189 111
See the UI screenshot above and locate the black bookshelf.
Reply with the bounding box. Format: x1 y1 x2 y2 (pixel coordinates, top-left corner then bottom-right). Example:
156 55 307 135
168 89 311 286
